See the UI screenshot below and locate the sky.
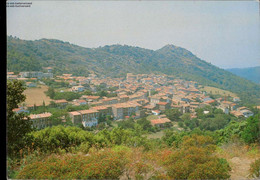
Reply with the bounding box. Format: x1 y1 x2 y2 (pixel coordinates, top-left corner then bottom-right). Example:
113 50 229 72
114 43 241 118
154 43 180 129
7 0 260 69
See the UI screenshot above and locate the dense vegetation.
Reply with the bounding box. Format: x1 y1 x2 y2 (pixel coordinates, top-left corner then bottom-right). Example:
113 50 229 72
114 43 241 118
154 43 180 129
12 125 234 179
7 36 260 104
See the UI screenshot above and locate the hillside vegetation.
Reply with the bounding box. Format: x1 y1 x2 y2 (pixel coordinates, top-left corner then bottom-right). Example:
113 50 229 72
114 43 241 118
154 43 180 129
7 36 260 104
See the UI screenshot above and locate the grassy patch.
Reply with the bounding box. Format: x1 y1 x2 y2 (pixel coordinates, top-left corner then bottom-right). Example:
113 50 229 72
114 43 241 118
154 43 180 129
200 86 237 97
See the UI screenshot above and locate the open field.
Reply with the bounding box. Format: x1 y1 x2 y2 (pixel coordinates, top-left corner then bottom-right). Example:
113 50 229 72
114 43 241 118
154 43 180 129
200 86 237 97
23 85 52 106
146 131 164 139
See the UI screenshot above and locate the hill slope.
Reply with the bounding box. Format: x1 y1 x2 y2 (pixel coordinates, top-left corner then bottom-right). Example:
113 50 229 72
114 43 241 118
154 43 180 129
226 66 260 84
7 36 260 104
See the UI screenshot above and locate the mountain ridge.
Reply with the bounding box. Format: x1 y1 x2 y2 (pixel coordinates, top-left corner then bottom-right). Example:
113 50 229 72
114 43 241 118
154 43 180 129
226 66 260 84
7 36 260 104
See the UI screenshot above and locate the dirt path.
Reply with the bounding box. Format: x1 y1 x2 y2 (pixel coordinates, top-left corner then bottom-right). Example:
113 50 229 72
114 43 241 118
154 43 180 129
229 157 255 179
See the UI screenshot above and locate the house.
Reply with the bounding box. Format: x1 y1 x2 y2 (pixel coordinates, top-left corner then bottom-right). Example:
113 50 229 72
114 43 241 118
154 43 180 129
141 78 153 84
151 110 161 116
230 110 244 118
171 105 183 112
13 106 29 114
72 99 87 106
240 109 254 118
45 67 53 73
72 85 85 92
118 95 129 103
143 104 156 111
220 101 236 111
102 97 118 105
150 118 171 128
7 72 18 79
182 104 190 113
112 102 141 120
150 95 161 106
92 106 112 117
20 71 45 79
69 111 82 125
78 109 99 127
54 99 68 109
29 112 52 129
156 102 170 111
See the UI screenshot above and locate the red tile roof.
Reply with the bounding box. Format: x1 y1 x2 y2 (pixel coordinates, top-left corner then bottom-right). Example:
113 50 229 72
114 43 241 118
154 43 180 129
29 112 52 119
151 118 171 126
69 111 81 116
157 102 168 106
54 99 68 103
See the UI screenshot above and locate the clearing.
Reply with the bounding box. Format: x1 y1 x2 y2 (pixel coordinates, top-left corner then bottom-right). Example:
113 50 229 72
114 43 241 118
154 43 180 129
200 86 237 97
23 85 52 106
216 142 260 179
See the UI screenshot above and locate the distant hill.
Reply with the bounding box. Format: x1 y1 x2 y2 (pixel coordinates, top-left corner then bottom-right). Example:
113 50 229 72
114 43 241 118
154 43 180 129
7 36 260 104
226 66 260 84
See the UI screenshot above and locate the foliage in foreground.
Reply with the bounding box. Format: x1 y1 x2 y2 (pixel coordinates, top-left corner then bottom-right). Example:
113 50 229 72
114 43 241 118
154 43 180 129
15 135 231 179
7 80 33 158
16 148 128 179
155 135 231 179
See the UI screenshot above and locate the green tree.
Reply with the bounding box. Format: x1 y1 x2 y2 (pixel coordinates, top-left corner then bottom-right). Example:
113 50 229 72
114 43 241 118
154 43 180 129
7 80 33 157
46 87 55 99
136 118 153 132
165 109 182 122
241 115 260 144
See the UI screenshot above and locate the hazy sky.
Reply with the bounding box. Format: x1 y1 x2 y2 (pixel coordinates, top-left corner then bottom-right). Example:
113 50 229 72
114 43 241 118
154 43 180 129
7 1 260 69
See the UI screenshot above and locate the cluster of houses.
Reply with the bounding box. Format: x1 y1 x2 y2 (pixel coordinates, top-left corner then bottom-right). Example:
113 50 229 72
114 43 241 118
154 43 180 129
7 67 54 87
11 71 255 129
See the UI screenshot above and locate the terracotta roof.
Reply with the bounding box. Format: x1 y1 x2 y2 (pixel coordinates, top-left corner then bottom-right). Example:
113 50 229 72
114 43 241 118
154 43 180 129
204 100 215 104
69 111 81 116
152 110 161 113
78 109 99 114
151 118 171 125
81 95 100 99
29 112 52 119
157 102 168 106
143 105 155 109
54 99 68 103
92 106 108 110
230 110 243 117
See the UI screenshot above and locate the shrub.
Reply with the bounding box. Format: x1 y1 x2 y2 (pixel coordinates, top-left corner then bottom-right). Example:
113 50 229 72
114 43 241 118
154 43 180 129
157 135 231 179
17 148 129 179
249 158 260 178
241 115 260 144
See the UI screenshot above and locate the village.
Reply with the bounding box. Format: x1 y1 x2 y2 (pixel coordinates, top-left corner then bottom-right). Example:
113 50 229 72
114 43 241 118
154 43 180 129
7 67 255 130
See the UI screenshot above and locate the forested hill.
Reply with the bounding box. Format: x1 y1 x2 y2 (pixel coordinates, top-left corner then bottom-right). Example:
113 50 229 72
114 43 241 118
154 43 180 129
7 36 260 104
226 66 260 84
